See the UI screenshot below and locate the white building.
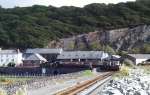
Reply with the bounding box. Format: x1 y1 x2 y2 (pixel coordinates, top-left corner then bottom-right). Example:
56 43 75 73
0 49 22 66
128 54 150 65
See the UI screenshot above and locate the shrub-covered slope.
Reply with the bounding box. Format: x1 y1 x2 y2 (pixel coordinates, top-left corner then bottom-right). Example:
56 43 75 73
0 0 149 51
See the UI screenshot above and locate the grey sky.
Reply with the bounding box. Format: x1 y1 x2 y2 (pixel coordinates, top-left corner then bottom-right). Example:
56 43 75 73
0 0 136 8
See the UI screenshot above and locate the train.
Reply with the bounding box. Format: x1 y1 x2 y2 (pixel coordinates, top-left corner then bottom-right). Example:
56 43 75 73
0 59 121 75
45 59 121 71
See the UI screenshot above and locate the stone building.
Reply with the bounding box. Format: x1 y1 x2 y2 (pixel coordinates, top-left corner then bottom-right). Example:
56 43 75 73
57 51 109 64
25 48 63 62
22 53 47 67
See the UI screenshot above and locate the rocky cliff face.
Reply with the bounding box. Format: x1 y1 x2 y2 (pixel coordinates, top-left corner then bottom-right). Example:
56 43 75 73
48 25 150 52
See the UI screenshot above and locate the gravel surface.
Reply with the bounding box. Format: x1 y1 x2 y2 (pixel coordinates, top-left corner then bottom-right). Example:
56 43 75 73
99 68 150 95
28 71 103 95
0 71 86 95
1 71 104 95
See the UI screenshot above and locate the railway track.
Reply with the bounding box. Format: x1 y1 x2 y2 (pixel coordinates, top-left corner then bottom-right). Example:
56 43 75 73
55 72 114 95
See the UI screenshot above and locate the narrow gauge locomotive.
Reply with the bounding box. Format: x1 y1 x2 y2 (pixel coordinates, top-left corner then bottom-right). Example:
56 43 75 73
99 55 121 71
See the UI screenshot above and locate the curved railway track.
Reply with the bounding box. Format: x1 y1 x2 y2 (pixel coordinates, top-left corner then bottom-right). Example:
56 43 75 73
55 72 114 95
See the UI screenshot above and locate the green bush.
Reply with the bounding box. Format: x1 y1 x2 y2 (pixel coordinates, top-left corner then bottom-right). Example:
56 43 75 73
104 45 116 55
0 78 7 82
0 0 149 52
120 65 129 76
15 86 27 95
123 59 134 67
82 70 93 76
7 62 15 67
0 88 7 95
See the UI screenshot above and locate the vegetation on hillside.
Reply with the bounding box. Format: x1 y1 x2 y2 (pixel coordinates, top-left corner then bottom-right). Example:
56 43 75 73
0 0 149 52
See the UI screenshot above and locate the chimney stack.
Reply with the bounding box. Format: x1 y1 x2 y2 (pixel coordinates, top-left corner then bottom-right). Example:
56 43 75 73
17 49 20 53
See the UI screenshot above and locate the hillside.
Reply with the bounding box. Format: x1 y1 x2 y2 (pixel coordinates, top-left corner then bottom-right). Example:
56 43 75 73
0 0 149 53
48 25 150 54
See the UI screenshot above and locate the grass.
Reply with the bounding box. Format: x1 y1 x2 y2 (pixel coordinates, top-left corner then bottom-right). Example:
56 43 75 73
0 88 7 95
113 65 130 79
82 70 94 76
138 65 150 74
0 76 31 95
15 87 27 95
0 76 32 85
0 86 27 95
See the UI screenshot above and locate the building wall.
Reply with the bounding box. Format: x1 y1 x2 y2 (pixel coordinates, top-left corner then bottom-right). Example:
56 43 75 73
22 60 41 67
0 53 22 66
41 54 58 62
136 59 147 65
16 53 23 65
128 56 148 65
127 54 150 65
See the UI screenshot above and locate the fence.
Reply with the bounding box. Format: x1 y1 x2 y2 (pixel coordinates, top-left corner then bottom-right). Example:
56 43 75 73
0 71 84 95
0 67 87 75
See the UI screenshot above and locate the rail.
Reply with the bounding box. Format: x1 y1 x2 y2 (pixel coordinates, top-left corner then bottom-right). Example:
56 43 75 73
55 72 114 95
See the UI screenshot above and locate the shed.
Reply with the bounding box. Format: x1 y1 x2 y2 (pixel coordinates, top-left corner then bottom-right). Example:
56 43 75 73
127 54 150 65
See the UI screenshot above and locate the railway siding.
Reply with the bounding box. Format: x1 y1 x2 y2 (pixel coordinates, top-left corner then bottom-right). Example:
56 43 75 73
28 71 99 95
55 72 114 95
78 76 112 95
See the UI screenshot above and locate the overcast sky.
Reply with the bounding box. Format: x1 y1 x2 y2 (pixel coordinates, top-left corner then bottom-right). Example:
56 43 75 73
0 0 136 8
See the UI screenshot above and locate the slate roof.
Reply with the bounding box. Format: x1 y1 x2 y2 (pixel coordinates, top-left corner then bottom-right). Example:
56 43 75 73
0 50 19 53
104 55 121 61
128 54 150 59
57 51 108 60
26 48 63 54
23 53 47 62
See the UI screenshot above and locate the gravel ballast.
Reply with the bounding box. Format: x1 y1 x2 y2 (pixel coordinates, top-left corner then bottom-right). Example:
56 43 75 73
99 68 150 95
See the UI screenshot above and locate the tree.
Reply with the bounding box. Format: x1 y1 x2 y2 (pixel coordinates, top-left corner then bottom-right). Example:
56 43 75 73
90 42 102 50
123 59 134 67
117 50 128 56
104 45 116 55
130 47 140 54
7 62 16 67
0 0 148 54
142 44 150 53
68 41 75 50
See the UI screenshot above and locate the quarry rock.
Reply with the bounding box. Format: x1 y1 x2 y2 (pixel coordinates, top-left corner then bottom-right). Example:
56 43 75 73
48 25 150 52
99 68 150 95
